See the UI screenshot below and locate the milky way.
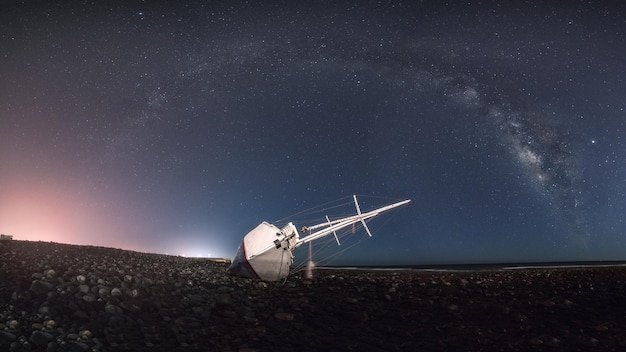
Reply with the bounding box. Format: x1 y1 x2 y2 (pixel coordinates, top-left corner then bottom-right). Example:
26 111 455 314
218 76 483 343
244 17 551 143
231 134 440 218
1 1 624 264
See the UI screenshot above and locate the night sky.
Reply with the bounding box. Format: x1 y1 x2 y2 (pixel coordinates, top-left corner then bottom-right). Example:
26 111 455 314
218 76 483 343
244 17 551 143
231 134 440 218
1 1 624 265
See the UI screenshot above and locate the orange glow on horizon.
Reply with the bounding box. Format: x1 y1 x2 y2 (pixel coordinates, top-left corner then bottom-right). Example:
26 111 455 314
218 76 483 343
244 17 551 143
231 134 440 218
0 174 140 251
0 174 230 257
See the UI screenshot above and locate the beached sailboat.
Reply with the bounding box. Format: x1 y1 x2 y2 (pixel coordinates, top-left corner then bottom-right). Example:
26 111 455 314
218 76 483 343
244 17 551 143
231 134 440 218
227 195 411 281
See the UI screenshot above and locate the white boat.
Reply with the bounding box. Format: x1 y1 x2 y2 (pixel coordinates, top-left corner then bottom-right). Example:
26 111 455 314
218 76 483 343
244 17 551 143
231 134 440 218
227 195 411 281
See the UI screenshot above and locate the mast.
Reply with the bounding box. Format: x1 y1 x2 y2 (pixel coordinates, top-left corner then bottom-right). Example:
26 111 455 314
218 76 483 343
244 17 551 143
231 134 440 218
294 196 411 248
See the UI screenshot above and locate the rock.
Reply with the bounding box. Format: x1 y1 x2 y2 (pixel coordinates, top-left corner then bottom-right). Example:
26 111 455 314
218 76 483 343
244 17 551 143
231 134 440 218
105 303 123 315
76 275 86 283
529 337 543 345
174 316 202 328
217 286 234 293
38 305 51 315
221 310 237 319
79 330 92 339
78 284 90 293
44 320 56 329
30 280 54 296
216 294 232 305
120 300 142 313
30 331 54 346
70 341 90 351
0 331 17 345
593 324 609 331
98 287 110 298
111 288 123 297
32 272 44 279
82 294 97 303
47 291 58 301
273 312 295 321
350 311 369 322
345 297 359 303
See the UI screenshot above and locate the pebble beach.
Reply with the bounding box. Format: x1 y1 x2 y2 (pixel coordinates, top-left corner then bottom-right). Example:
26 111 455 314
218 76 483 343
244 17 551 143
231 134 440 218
2 240 626 351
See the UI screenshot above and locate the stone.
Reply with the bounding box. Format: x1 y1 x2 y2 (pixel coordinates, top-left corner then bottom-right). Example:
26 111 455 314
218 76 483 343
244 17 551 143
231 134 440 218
174 316 202 328
98 287 110 297
79 330 92 339
216 294 232 305
70 341 90 351
44 320 56 329
105 303 123 315
350 311 369 322
47 291 58 301
78 285 90 293
82 294 97 303
38 305 51 315
529 337 543 345
273 312 295 321
32 272 44 279
30 280 54 296
120 300 142 313
345 297 359 303
30 331 54 346
0 331 17 345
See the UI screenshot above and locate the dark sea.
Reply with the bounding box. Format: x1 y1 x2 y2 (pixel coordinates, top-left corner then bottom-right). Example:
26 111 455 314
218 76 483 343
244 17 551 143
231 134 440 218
314 261 626 271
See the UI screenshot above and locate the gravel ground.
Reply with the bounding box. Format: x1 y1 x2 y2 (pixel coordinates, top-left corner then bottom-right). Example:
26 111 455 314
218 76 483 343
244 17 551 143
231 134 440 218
2 240 626 351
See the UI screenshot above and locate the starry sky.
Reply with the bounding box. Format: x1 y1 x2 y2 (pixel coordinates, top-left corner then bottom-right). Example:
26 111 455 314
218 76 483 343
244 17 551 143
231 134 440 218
1 1 625 265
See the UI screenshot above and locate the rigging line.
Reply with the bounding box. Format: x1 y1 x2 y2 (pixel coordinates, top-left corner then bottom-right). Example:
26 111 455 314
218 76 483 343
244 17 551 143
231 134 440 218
354 194 407 202
308 215 394 266
310 236 367 267
273 196 353 223
295 225 370 268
